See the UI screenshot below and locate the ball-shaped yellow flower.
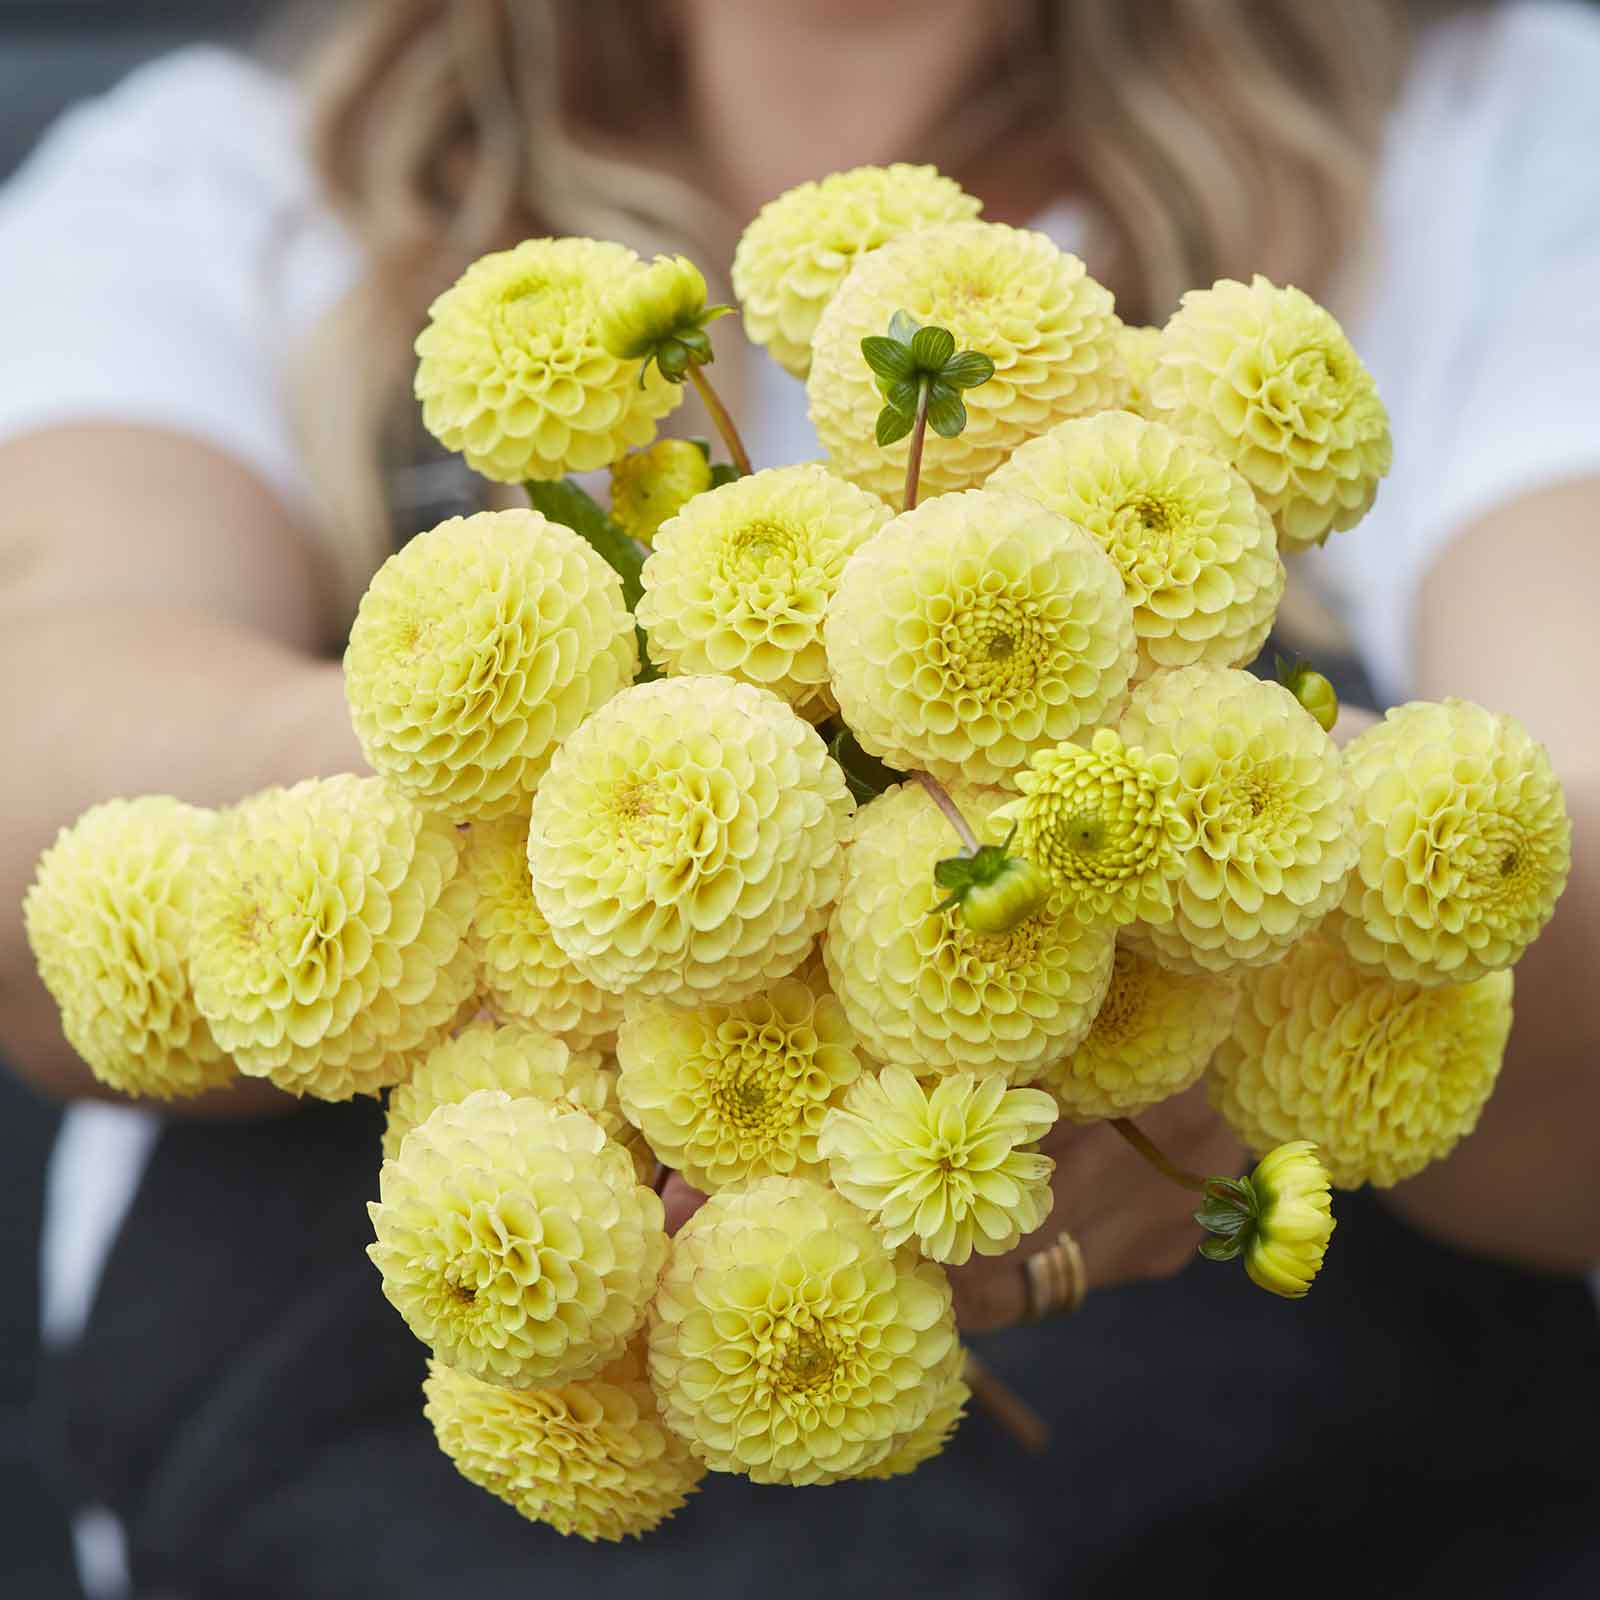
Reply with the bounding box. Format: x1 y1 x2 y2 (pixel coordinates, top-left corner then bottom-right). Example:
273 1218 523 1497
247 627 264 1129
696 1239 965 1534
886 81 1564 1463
1118 666 1355 973
1209 936 1513 1188
824 783 1115 1083
636 464 890 720
414 237 681 482
1111 323 1163 416
24 797 233 1100
345 510 638 822
732 163 981 379
854 1364 970 1480
528 676 853 1004
809 221 1122 501
1243 1141 1336 1299
1331 700 1572 986
647 1176 959 1485
826 489 1136 786
987 411 1285 680
610 438 714 547
1148 275 1392 550
190 777 475 1100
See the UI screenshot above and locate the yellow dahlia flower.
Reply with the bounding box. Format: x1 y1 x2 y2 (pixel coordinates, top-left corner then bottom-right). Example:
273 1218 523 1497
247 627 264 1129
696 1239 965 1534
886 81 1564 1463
987 411 1285 679
1331 700 1572 986
648 1176 959 1485
1209 935 1514 1188
596 254 710 360
345 510 638 822
826 489 1136 786
1243 1141 1336 1298
819 1067 1058 1265
423 1341 703 1541
809 221 1121 501
414 237 681 482
855 1364 970 1480
1117 666 1355 973
190 777 475 1100
23 797 232 1100
1111 323 1163 416
610 438 714 547
369 1089 667 1385
636 464 890 720
732 163 981 379
1148 275 1392 550
824 783 1115 1083
528 676 852 1004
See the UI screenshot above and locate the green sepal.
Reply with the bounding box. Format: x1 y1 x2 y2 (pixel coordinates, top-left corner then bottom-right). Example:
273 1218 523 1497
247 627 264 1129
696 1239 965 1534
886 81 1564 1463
933 854 979 892
888 309 921 345
909 325 956 370
709 461 742 488
876 405 916 447
926 388 968 438
1194 1202 1252 1237
861 335 917 385
941 351 996 389
1198 1235 1245 1264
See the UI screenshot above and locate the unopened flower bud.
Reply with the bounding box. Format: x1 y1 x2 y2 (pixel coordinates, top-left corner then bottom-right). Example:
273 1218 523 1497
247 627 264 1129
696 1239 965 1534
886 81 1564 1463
596 255 731 383
610 439 714 546
1275 655 1340 733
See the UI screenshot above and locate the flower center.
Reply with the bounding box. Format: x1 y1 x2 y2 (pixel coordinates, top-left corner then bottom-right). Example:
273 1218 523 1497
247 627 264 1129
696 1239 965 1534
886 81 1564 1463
723 518 804 580
939 594 1044 696
1089 950 1147 1045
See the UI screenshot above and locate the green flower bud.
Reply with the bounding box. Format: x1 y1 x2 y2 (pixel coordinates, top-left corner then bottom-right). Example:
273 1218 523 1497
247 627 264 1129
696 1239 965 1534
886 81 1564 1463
958 856 1052 935
1274 654 1340 733
610 439 715 547
596 254 733 382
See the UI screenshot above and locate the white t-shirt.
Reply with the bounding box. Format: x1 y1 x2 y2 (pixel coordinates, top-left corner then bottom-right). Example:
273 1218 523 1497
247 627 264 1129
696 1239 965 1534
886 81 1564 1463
4 3 1599 1345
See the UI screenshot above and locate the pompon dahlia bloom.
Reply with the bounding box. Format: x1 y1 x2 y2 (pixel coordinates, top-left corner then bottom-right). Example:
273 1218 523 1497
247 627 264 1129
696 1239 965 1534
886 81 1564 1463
24 798 232 1100
528 676 853 1004
610 438 714 547
732 163 981 379
1117 666 1355 973
615 963 865 1192
855 1364 971 1480
345 510 638 822
1039 941 1238 1121
818 1067 1058 1265
190 777 475 1100
1148 275 1392 550
423 1342 703 1542
413 237 681 483
1209 936 1514 1188
824 783 1115 1082
1112 323 1163 416
809 221 1122 501
987 411 1285 679
647 1176 959 1485
1243 1141 1336 1299
826 490 1136 786
636 464 890 719
1331 700 1571 986
369 1090 667 1386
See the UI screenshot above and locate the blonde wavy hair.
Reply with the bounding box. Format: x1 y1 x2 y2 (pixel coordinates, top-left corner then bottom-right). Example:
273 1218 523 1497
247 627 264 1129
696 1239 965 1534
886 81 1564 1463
291 0 1409 623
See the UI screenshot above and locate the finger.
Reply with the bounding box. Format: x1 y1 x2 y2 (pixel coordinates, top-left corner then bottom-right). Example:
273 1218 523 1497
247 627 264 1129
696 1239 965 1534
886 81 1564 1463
661 1173 707 1234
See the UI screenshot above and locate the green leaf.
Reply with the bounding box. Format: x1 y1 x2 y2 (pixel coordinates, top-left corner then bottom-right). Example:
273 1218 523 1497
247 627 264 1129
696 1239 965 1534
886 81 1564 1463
909 325 956 370
1198 1236 1244 1264
876 405 915 447
709 462 743 488
941 350 996 389
882 376 921 415
925 387 969 438
526 479 647 612
827 724 903 803
888 309 921 345
861 335 917 384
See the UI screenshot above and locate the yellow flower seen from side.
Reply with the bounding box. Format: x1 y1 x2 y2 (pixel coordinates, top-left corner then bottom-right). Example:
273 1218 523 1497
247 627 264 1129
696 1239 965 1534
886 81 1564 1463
596 254 710 360
854 1363 970 1480
1243 1141 1336 1298
610 439 714 547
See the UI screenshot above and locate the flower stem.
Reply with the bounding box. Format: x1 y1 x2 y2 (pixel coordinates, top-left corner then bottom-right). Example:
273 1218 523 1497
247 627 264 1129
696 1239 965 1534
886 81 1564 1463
915 770 980 854
964 1351 1050 1455
1108 1117 1211 1193
903 376 931 512
687 365 754 478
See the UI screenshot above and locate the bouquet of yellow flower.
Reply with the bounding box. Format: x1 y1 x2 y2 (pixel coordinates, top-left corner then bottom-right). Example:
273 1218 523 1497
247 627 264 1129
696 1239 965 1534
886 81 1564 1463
24 164 1572 1541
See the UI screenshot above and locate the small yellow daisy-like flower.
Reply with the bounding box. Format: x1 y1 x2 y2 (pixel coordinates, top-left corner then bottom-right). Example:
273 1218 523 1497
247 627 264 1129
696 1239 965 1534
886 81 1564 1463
732 163 981 379
1243 1141 1336 1299
369 1089 667 1386
987 411 1285 680
810 221 1122 501
610 439 714 547
1148 275 1392 550
826 489 1136 786
595 254 710 360
819 1067 1058 1265
414 237 681 483
1111 323 1163 416
854 1363 970 1481
615 963 865 1192
824 783 1115 1083
1209 935 1514 1188
648 1176 959 1485
345 510 638 822
24 798 233 1101
423 1341 703 1541
1117 666 1355 973
529 676 853 1005
1330 700 1571 986
637 464 890 720
190 777 475 1101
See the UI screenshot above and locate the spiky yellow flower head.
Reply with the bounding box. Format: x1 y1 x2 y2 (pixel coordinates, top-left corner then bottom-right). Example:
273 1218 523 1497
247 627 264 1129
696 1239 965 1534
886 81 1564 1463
648 1176 959 1484
528 676 852 1004
636 464 890 720
1111 323 1163 415
819 1067 1057 1265
615 962 864 1192
24 798 232 1100
987 411 1285 680
1331 700 1571 986
190 777 474 1100
414 237 681 483
1209 935 1514 1188
610 438 714 547
423 1341 703 1541
1117 666 1355 973
1242 1141 1336 1298
732 163 981 379
809 222 1121 501
824 783 1115 1083
1040 941 1237 1121
369 1089 667 1385
854 1363 970 1480
345 510 638 822
826 489 1136 786
1148 275 1392 550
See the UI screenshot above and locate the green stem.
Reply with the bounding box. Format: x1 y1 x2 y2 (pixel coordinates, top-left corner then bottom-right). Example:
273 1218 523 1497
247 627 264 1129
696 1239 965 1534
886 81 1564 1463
915 770 980 854
903 377 931 512
688 365 754 478
1109 1117 1212 1194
